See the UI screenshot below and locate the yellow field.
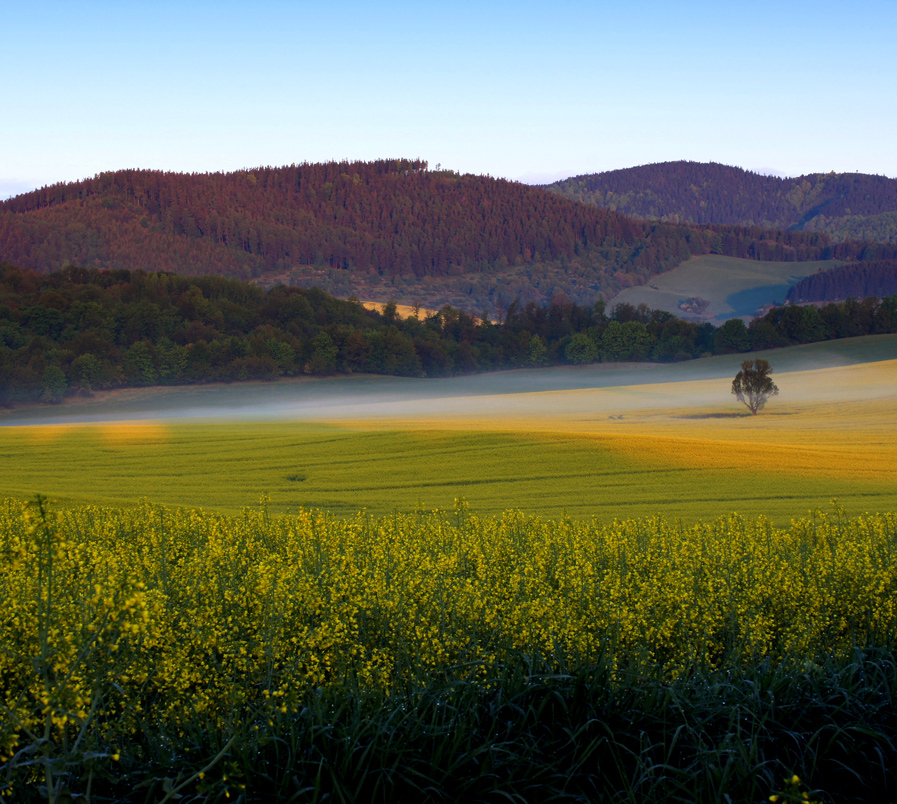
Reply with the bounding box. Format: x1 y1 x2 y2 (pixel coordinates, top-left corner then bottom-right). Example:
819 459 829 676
3 500 895 731
331 357 897 480
361 300 439 319
2 345 897 801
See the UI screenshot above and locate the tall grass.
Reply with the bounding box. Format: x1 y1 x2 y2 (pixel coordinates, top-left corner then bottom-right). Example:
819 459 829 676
2 497 896 801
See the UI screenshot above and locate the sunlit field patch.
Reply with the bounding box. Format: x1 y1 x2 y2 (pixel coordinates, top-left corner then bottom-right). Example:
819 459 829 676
361 300 438 318
19 424 80 445
598 430 897 483
95 421 170 445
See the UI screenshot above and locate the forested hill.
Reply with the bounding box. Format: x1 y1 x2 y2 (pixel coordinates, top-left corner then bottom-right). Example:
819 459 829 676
786 260 897 304
0 160 873 313
546 162 897 243
1 160 641 280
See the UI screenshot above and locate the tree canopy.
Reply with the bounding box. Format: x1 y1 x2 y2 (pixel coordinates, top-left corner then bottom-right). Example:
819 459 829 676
2 263 896 409
547 161 897 243
732 359 779 415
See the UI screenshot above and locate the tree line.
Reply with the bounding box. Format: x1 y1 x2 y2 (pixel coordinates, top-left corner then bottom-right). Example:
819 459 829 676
2 263 896 407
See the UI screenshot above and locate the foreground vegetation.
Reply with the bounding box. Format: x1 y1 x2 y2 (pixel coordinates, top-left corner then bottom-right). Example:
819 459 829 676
2 497 896 802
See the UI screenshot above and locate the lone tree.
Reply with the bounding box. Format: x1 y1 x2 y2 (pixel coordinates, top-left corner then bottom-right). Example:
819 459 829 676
732 359 779 414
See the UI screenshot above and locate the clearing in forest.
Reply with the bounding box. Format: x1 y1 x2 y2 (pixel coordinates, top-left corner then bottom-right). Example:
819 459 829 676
608 254 841 322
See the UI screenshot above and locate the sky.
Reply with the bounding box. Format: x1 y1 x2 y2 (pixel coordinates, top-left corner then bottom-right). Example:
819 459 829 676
2 0 896 199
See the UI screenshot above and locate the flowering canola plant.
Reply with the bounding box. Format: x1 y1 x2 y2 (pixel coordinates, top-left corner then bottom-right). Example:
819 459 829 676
1 497 896 773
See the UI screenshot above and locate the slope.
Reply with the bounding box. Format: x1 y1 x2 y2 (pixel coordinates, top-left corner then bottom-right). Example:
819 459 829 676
608 255 842 322
3 335 896 522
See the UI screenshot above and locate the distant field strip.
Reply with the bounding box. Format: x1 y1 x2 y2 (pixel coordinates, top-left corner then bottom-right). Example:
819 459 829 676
608 255 841 321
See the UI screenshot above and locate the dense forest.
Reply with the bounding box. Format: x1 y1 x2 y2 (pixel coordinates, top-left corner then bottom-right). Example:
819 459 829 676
786 259 897 303
1 160 634 279
547 161 897 243
2 160 888 313
2 263 896 408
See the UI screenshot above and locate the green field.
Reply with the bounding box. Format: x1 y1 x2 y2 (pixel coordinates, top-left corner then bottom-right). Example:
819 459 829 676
3 335 897 523
4 422 893 521
608 254 841 321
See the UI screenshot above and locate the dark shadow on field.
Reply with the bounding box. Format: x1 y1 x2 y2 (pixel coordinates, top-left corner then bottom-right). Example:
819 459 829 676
677 413 751 419
725 284 789 317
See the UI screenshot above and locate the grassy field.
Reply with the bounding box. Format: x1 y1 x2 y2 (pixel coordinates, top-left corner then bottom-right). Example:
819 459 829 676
3 336 896 523
607 254 841 321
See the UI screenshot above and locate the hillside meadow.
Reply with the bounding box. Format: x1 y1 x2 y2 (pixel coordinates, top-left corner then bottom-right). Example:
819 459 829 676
2 335 896 522
607 254 841 322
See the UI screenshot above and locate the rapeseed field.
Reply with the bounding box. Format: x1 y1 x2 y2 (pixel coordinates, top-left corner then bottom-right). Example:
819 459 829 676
3 345 896 800
2 497 896 801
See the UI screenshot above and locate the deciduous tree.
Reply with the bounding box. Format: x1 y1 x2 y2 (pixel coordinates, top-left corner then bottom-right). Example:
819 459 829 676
732 359 778 415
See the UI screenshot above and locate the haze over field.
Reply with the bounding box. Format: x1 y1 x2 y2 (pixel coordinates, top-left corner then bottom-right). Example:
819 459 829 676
4 336 896 521
3 335 895 428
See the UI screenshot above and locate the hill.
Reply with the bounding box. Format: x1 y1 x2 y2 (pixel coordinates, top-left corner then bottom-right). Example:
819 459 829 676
0 160 871 313
546 161 897 244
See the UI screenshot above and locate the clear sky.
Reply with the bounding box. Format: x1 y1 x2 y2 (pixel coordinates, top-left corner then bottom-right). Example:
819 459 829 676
2 0 895 199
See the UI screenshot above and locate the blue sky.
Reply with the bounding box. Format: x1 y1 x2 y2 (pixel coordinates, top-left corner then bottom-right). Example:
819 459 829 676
2 0 895 198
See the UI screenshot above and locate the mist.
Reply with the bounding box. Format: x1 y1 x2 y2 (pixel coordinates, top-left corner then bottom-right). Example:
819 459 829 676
3 338 894 429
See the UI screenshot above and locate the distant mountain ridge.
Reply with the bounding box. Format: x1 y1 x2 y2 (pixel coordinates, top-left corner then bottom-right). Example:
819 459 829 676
1 159 637 279
1 160 892 312
546 161 897 243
